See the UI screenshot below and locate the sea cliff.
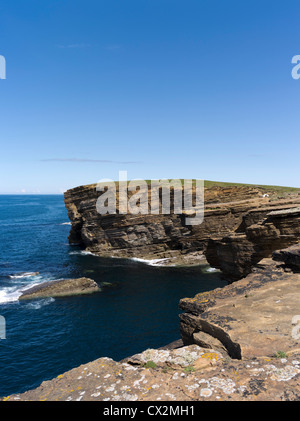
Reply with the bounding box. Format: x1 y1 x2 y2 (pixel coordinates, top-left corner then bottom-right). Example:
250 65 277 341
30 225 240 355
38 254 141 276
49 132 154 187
3 182 300 401
64 181 300 277
4 245 300 401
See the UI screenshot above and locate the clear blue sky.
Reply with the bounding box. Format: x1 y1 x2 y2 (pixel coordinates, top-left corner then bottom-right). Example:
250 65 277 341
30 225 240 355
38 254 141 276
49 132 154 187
0 0 300 193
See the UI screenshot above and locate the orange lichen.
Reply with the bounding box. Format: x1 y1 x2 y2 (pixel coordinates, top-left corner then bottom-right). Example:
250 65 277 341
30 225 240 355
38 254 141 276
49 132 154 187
201 352 219 361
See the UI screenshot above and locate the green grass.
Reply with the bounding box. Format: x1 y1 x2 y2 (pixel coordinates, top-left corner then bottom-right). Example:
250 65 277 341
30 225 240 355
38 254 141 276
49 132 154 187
96 179 300 193
274 351 288 358
184 365 195 373
140 179 300 193
143 360 157 369
203 180 300 193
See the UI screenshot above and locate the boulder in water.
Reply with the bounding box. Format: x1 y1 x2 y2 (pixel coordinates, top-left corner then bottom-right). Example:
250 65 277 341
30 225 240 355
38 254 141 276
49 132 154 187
19 277 100 300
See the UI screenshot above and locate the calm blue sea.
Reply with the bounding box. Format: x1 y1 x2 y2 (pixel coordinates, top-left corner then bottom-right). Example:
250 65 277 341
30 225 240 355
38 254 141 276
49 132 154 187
0 195 227 397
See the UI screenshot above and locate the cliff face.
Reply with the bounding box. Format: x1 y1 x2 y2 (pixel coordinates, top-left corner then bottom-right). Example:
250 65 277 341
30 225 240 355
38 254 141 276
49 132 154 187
4 186 300 402
206 206 300 280
64 183 300 276
64 183 193 260
64 183 265 261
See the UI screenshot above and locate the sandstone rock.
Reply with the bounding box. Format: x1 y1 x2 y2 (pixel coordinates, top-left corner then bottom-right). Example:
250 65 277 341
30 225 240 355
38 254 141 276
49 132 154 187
192 331 228 355
4 246 300 402
273 243 300 269
3 344 300 401
123 345 223 369
179 255 300 359
206 206 300 280
19 277 100 300
64 183 300 270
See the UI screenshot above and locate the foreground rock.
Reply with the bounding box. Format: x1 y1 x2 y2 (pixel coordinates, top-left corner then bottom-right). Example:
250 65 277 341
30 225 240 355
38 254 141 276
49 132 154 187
180 244 300 359
19 277 100 300
3 344 300 401
4 244 300 401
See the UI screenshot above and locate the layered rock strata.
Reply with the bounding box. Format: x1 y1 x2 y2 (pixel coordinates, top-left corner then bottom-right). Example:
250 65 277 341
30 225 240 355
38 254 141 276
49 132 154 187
179 244 300 360
273 243 300 269
205 206 300 280
64 183 300 274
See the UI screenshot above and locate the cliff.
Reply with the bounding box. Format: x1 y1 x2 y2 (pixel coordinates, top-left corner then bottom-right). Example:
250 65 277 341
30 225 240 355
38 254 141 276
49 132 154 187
4 245 300 401
206 206 300 280
180 243 300 359
64 182 300 276
3 184 300 402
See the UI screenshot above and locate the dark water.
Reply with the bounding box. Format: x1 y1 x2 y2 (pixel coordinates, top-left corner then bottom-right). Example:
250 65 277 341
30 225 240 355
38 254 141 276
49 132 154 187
0 195 227 397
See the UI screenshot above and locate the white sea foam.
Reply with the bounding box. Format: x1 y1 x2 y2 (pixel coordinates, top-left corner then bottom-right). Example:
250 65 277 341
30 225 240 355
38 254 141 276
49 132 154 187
69 250 171 266
0 283 39 304
8 272 39 279
69 250 98 256
59 222 71 225
0 275 55 305
205 267 219 273
24 297 55 310
0 287 23 303
130 257 171 267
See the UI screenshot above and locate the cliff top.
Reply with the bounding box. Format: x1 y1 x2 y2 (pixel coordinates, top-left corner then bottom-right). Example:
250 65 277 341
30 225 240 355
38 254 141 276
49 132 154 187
66 179 300 193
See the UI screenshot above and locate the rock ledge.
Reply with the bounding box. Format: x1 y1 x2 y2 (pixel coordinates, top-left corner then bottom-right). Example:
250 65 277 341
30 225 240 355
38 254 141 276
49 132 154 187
19 277 100 300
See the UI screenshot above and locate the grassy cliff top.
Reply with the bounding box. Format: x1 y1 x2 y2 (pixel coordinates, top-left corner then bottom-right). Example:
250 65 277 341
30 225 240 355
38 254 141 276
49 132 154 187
140 179 300 193
202 180 300 193
69 180 300 195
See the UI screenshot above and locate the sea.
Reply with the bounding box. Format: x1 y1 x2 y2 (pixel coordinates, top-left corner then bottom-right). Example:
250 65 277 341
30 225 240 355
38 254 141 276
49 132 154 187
0 195 227 397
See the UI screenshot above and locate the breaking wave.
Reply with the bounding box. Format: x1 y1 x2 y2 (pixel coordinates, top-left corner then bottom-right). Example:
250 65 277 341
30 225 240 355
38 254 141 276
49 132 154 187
0 274 55 305
69 250 98 256
130 257 171 267
8 272 40 279
24 297 55 310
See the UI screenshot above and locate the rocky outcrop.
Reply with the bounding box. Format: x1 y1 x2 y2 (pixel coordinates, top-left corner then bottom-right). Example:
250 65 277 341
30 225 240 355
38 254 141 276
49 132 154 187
4 337 300 401
179 244 300 360
273 243 300 270
205 206 300 280
64 183 193 261
4 244 300 401
4 184 300 402
64 182 300 271
19 277 100 300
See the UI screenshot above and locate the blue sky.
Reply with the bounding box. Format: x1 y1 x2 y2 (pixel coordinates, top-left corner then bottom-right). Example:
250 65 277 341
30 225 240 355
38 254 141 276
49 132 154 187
0 0 300 193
